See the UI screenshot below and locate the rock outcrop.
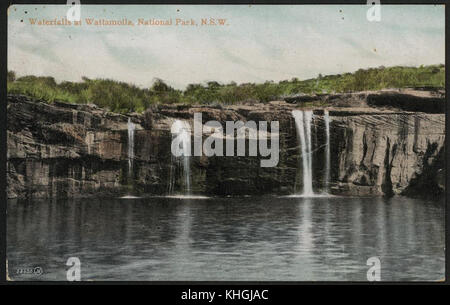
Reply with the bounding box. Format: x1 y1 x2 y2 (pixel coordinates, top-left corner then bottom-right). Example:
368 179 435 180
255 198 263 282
7 90 445 199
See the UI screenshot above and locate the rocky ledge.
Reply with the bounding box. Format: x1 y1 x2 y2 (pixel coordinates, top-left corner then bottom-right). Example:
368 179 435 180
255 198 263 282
7 89 445 199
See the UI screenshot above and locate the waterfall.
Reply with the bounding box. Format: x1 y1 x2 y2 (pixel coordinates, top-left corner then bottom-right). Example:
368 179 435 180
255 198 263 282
127 117 135 178
169 120 191 195
324 110 331 194
292 110 314 196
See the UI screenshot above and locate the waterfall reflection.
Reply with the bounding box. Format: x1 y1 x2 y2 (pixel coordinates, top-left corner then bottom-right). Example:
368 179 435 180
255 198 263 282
7 196 444 281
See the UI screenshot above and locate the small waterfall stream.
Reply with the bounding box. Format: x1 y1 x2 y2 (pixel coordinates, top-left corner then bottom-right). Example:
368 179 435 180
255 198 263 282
324 110 331 194
121 117 139 199
169 120 192 195
127 117 135 178
292 109 332 196
292 110 314 196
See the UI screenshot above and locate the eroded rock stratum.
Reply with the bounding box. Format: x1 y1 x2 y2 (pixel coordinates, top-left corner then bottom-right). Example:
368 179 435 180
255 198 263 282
7 89 445 199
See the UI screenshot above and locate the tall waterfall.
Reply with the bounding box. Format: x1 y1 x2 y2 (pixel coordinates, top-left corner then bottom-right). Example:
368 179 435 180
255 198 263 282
324 110 331 194
292 110 314 196
127 117 135 178
169 120 191 195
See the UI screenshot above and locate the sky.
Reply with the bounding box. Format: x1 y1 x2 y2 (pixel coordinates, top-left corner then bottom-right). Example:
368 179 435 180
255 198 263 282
8 5 445 89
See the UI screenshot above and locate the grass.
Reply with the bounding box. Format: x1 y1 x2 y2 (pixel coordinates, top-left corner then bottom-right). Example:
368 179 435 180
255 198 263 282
7 64 445 113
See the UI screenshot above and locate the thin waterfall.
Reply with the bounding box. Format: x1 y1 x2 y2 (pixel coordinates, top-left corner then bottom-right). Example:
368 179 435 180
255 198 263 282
324 110 331 194
292 110 314 196
169 120 191 195
305 111 313 192
127 117 135 178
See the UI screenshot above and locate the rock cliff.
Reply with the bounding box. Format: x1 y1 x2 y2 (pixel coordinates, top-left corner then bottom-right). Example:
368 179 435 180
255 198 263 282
7 89 445 199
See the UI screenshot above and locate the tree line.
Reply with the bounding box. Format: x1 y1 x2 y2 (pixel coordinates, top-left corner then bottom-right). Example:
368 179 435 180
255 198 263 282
7 64 444 113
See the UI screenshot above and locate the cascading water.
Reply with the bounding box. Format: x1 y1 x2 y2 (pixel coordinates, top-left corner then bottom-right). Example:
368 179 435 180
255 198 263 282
292 110 333 197
127 117 135 178
169 120 192 195
292 110 314 196
120 117 139 199
324 110 331 194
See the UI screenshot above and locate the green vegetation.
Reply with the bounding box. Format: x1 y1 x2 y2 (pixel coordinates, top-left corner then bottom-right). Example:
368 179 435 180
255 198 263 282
7 64 444 113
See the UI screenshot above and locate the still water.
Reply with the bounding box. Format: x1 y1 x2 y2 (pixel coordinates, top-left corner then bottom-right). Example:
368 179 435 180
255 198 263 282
7 196 444 281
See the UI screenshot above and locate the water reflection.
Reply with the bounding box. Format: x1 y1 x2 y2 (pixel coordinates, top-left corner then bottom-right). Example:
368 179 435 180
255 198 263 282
7 196 444 281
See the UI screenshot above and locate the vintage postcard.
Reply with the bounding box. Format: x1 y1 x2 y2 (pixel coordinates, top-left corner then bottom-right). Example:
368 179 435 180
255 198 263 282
5 2 446 288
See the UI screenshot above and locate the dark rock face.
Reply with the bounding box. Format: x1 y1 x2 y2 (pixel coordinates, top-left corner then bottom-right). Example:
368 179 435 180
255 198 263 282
284 88 445 113
366 92 444 113
329 113 445 197
7 93 445 199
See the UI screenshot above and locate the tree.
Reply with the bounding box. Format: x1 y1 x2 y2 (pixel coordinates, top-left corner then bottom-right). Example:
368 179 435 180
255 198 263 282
7 71 16 82
185 83 203 95
151 78 170 92
207 81 220 89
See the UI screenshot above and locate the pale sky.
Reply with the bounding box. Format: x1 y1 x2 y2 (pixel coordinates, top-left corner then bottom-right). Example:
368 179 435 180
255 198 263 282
8 5 445 89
